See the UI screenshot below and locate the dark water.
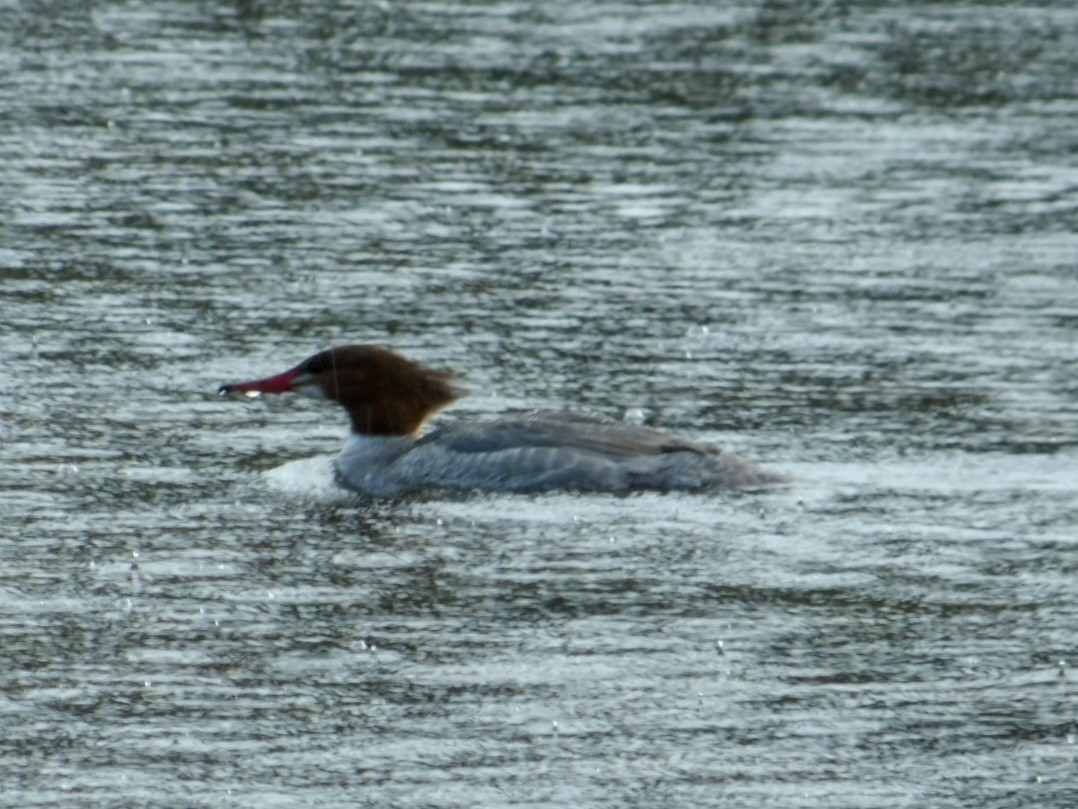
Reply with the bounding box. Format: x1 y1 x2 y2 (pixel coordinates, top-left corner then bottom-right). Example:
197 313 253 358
2 2 1076 807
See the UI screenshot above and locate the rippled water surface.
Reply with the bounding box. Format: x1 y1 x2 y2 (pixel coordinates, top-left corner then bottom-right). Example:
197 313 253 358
2 2 1076 807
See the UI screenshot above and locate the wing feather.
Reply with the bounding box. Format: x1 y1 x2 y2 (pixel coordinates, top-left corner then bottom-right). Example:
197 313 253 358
418 412 713 460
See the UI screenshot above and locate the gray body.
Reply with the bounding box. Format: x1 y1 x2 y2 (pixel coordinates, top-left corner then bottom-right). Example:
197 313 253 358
335 412 781 495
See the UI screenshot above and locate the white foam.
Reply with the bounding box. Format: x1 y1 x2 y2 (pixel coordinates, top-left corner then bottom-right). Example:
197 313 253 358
262 454 354 501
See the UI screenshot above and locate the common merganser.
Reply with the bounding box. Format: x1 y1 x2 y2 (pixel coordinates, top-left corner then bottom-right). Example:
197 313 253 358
218 345 783 495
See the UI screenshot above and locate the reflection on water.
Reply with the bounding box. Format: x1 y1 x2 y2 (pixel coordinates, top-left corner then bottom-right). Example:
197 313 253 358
2 1 1076 807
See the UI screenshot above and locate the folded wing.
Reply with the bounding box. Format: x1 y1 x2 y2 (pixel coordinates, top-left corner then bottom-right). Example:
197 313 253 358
417 412 715 460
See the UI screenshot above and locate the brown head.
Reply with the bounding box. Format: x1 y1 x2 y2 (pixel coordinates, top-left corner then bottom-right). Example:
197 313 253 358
218 345 462 436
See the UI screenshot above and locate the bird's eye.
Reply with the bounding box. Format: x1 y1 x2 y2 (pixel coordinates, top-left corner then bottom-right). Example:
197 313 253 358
298 356 328 375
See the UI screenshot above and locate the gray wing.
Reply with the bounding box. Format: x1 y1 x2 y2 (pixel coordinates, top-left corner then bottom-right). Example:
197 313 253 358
418 411 714 460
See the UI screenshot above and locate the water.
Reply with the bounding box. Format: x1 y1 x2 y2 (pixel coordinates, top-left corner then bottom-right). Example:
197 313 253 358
2 2 1076 807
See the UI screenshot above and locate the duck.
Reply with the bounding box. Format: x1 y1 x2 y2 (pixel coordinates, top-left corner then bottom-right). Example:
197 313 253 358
218 344 783 495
